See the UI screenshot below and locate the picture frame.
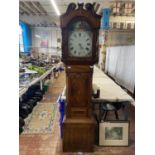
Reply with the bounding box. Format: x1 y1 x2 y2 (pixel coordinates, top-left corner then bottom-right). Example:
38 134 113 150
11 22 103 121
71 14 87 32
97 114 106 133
99 121 129 146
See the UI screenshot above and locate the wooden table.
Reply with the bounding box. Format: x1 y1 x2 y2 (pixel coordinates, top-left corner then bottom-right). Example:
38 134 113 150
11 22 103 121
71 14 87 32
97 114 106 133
92 66 133 102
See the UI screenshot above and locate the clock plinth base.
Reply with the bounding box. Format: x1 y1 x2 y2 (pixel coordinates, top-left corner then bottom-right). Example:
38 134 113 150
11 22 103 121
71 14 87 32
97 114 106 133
62 118 96 152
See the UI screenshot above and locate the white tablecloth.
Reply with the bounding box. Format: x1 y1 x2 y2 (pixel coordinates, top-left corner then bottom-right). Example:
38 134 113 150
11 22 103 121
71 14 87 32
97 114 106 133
61 66 134 103
93 66 133 102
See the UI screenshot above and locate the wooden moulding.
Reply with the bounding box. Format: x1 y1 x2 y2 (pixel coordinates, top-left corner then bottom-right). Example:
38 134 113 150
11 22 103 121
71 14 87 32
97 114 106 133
60 3 101 65
60 3 101 29
65 65 93 73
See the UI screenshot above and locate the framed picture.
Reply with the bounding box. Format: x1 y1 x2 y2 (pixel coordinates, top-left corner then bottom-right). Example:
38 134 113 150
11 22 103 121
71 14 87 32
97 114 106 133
99 121 129 146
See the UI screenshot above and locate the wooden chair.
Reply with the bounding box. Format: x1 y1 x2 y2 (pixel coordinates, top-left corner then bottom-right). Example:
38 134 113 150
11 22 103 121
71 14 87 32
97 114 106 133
101 102 123 121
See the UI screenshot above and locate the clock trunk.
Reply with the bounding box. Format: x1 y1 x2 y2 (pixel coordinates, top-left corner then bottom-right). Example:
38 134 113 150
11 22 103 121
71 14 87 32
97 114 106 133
63 65 96 152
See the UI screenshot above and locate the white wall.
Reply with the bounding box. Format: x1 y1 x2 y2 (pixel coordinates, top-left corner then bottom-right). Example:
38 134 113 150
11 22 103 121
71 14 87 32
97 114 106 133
105 45 135 93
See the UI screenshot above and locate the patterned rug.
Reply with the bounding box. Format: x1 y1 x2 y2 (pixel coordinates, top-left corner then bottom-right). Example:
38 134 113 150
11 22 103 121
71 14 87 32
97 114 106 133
22 72 65 134
22 102 58 134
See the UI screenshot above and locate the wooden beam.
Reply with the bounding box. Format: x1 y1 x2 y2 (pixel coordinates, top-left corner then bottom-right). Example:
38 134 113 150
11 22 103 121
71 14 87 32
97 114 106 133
20 1 36 16
33 2 48 16
19 10 24 15
27 2 42 16
19 7 30 16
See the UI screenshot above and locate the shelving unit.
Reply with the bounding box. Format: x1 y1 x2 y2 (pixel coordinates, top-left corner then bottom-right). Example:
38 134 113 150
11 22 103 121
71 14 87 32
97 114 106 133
19 62 62 98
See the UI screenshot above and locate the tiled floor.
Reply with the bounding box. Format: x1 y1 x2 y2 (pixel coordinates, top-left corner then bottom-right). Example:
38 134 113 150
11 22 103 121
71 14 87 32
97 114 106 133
20 71 135 155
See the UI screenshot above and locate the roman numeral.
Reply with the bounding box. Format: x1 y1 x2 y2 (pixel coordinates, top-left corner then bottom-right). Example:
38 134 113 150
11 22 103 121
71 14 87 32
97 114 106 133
79 33 81 37
87 43 90 46
86 38 89 41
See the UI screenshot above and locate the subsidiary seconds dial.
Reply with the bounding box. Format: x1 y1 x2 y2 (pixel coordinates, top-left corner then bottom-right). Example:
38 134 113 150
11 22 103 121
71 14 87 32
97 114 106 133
68 31 92 57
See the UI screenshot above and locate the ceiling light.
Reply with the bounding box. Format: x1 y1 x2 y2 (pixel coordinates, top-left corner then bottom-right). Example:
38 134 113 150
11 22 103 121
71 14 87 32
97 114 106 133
50 0 60 16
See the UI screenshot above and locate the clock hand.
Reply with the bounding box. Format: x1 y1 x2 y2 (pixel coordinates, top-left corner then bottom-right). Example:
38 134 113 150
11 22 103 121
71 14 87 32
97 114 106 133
78 43 83 49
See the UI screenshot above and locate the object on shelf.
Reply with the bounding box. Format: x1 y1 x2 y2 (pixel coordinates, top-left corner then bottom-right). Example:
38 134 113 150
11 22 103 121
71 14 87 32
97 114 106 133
33 91 44 100
120 22 124 29
102 8 110 30
19 63 61 98
31 96 42 102
131 23 135 29
116 22 120 29
27 98 37 108
109 21 135 30
19 117 25 127
19 68 25 73
19 103 30 119
110 1 134 16
127 23 131 29
19 127 23 134
27 65 46 75
43 84 49 93
113 22 117 29
24 69 38 74
19 74 31 86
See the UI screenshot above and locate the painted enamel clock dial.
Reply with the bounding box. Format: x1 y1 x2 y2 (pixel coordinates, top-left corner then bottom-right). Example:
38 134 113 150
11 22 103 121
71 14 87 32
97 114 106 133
68 20 93 57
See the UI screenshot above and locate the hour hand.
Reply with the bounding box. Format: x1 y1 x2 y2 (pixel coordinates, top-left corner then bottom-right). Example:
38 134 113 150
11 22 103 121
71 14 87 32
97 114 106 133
78 43 83 49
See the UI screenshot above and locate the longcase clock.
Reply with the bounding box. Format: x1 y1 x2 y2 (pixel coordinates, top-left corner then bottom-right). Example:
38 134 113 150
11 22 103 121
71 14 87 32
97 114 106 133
60 3 101 152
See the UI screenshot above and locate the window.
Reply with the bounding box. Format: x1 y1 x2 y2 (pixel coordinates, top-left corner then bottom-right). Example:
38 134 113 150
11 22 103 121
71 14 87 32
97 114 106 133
19 25 24 52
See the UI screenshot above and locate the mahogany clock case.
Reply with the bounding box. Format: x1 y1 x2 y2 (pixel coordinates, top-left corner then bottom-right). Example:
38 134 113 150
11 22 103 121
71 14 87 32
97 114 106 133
62 65 96 152
60 3 101 152
63 117 96 152
60 3 101 65
65 65 93 118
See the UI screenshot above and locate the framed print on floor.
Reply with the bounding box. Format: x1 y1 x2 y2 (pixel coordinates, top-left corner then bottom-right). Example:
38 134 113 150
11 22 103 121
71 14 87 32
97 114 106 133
99 121 129 146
